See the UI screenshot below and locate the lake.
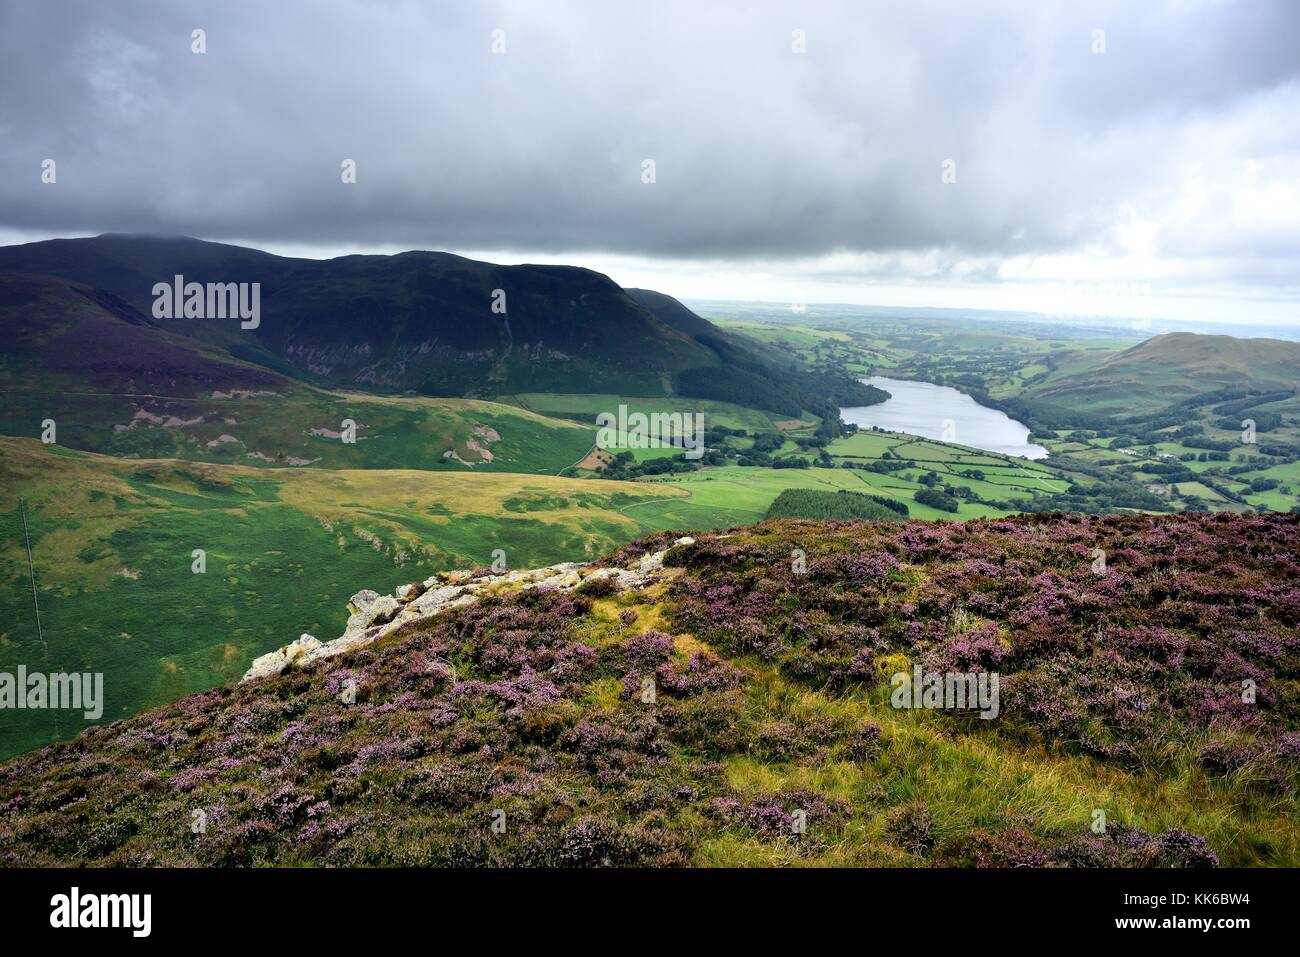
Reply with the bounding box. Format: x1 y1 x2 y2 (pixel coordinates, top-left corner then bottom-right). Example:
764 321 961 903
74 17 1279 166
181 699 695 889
840 376 1048 460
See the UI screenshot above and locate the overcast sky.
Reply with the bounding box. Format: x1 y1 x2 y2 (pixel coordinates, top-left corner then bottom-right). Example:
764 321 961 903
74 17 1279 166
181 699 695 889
2 0 1298 324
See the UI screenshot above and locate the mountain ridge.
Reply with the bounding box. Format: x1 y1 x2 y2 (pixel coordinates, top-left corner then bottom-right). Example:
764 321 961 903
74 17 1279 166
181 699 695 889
0 235 881 417
1022 330 1300 417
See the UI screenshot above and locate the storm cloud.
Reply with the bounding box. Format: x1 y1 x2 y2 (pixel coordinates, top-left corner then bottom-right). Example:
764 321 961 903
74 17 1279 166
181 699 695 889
1 0 1298 311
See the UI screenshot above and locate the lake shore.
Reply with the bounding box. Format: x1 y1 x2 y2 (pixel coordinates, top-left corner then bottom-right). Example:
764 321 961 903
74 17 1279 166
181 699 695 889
841 376 1048 459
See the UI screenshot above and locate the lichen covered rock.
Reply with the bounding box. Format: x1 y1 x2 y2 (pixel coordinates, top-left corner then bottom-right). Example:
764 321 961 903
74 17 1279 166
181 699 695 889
240 537 695 683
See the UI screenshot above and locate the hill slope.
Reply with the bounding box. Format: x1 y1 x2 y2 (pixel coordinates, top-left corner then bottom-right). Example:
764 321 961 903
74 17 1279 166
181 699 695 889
0 274 597 472
0 438 686 758
2 512 1295 866
0 271 286 396
0 235 873 412
1024 332 1300 416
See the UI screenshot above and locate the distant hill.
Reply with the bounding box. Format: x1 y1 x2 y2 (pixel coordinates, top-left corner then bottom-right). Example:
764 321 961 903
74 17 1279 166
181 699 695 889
0 234 295 309
0 235 874 414
1023 331 1300 417
626 286 885 414
0 271 286 396
0 273 600 472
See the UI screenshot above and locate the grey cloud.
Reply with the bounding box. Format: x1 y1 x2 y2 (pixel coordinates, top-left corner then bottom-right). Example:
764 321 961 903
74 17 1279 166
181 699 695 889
0 0 1297 278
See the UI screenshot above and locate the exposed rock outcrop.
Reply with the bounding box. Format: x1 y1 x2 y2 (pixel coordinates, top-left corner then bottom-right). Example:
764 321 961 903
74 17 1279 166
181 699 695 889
240 633 322 681
240 536 694 682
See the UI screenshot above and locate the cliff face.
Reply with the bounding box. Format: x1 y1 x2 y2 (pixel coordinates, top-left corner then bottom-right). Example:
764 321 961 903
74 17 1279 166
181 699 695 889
2 513 1297 868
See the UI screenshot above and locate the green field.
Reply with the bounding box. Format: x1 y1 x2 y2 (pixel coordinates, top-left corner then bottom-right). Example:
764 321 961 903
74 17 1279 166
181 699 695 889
0 438 687 758
631 464 1015 528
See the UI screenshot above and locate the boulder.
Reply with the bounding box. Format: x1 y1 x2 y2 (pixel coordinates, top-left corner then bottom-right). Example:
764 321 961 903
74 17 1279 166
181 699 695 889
395 581 425 601
410 584 472 616
635 550 666 574
347 589 381 614
284 633 322 663
241 633 320 682
344 594 400 636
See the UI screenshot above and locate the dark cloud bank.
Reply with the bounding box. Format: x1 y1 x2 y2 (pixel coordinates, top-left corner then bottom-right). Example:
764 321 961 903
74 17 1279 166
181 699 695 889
1 0 1297 302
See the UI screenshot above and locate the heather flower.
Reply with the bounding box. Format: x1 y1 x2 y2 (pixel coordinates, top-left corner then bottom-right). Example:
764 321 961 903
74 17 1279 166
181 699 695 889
168 766 217 793
652 652 744 697
886 802 935 855
549 642 598 683
845 722 883 762
1152 828 1219 868
324 670 362 697
558 818 630 866
1198 741 1256 776
744 802 794 838
1276 732 1300 763
622 630 676 670
485 667 561 719
940 826 1050 868
426 704 459 728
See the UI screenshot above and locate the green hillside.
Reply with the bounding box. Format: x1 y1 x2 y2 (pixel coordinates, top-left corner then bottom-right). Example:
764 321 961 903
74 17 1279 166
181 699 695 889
1023 332 1300 416
3 513 1295 867
0 236 878 415
0 438 686 758
0 273 597 473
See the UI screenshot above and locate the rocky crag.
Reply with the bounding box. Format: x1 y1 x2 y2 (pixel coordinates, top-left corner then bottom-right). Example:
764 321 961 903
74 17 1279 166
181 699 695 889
242 538 696 682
